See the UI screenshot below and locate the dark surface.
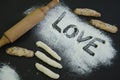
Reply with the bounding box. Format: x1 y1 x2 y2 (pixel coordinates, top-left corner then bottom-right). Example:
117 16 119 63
0 0 120 80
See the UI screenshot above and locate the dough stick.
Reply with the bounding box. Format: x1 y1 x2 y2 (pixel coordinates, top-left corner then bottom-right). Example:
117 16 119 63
0 0 59 48
6 46 34 57
35 51 62 69
74 8 101 17
35 63 60 79
90 19 118 33
36 41 61 61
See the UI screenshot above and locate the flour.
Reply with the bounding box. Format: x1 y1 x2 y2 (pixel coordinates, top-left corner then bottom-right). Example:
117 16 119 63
0 64 20 80
25 4 116 75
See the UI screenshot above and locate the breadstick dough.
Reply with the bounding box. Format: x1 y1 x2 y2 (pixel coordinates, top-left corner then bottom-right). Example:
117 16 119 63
6 46 34 57
35 63 60 79
90 19 118 33
35 51 62 69
36 41 61 61
74 8 101 17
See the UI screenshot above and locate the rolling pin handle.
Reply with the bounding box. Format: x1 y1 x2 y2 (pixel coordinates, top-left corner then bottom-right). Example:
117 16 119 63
0 35 10 48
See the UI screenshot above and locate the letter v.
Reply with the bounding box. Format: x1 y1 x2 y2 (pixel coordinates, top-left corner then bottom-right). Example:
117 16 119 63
77 31 93 43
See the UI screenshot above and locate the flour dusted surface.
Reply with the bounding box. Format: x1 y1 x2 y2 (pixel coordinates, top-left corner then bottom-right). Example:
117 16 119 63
26 4 116 75
0 65 20 80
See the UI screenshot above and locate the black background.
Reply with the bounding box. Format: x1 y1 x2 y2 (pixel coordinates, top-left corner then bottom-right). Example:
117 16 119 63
0 0 120 80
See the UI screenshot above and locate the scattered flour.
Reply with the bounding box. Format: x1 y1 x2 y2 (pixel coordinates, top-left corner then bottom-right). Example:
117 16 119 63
25 4 116 75
0 64 20 80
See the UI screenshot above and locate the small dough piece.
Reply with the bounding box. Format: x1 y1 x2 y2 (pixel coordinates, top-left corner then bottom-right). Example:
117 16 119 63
35 51 62 69
36 41 61 61
6 46 34 57
35 63 60 79
74 8 101 17
90 19 118 33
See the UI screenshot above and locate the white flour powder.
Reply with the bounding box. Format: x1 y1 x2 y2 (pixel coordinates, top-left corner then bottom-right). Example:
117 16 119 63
0 65 20 80
25 4 116 75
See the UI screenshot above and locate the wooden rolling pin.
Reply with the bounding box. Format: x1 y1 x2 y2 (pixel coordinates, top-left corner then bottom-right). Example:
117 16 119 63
0 0 59 48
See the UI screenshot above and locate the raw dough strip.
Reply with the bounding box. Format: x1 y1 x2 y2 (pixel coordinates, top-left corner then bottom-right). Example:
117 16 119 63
35 63 60 79
90 19 118 33
36 41 61 61
74 8 101 17
6 46 34 57
35 51 62 69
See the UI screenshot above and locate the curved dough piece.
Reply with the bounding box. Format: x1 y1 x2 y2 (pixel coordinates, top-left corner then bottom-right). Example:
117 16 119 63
74 8 101 17
36 41 61 61
90 19 118 33
35 51 62 69
6 46 34 57
35 63 60 79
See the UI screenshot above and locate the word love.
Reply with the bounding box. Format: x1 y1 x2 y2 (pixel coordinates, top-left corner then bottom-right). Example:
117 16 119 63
52 12 105 56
